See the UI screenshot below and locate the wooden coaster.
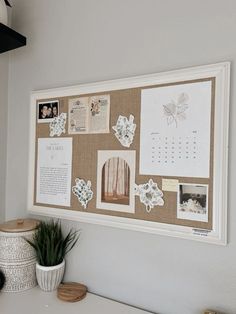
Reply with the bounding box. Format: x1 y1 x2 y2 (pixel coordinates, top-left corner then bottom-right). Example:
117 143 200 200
57 282 87 302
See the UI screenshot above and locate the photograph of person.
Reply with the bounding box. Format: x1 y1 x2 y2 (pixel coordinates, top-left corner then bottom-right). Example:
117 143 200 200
38 100 59 123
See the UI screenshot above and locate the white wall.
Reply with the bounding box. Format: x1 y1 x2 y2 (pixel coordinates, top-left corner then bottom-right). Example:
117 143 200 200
0 53 9 223
5 0 236 313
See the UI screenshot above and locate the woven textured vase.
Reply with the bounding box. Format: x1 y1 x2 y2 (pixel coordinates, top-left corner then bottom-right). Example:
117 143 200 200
36 260 65 292
0 219 39 292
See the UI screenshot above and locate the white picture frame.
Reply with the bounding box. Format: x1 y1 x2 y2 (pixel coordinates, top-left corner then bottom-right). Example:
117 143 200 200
28 62 230 245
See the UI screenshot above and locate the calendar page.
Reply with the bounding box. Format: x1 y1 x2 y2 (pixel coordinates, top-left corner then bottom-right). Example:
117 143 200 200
140 80 212 178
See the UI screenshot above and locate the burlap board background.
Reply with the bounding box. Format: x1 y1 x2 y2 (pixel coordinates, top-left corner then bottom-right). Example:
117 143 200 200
34 77 215 230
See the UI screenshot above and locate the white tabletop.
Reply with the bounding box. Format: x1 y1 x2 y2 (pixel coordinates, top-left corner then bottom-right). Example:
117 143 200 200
1 287 152 314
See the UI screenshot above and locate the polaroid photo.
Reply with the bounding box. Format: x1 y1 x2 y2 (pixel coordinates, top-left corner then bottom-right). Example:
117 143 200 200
97 150 136 213
38 100 59 123
177 183 208 222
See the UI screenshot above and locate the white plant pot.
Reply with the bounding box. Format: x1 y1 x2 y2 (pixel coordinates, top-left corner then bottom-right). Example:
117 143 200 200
0 0 8 25
36 260 65 292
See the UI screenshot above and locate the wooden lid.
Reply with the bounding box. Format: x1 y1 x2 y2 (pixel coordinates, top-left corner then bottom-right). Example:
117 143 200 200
57 282 87 302
0 219 39 233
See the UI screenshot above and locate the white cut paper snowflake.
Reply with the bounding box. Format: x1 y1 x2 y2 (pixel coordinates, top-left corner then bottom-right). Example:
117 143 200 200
135 179 164 213
49 113 67 137
112 114 136 148
72 178 93 209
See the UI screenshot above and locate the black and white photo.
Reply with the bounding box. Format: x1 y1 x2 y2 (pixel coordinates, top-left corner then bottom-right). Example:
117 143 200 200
177 183 208 222
38 100 59 123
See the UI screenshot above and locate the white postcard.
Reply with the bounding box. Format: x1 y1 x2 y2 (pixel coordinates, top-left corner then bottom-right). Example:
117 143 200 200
36 138 72 207
97 150 136 213
68 94 110 134
140 80 212 178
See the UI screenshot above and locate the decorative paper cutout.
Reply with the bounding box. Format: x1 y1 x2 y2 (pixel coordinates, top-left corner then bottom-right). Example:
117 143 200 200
49 113 67 137
112 114 136 147
72 178 93 209
135 179 164 213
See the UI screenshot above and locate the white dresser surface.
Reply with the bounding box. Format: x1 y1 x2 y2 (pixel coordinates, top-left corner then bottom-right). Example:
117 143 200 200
1 287 152 314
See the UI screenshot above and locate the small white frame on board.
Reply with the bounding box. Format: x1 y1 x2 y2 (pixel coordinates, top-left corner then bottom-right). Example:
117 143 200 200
28 62 230 245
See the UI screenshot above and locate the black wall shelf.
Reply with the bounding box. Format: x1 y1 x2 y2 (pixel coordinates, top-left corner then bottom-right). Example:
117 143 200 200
0 23 26 54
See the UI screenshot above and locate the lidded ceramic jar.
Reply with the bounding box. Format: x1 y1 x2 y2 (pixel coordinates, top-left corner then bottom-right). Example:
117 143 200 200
0 219 39 292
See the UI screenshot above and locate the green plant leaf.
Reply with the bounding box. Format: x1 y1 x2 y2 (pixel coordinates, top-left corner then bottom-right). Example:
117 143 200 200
23 220 79 266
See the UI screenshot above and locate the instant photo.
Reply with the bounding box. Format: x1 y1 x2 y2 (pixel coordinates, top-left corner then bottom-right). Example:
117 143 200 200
38 100 59 123
177 183 208 222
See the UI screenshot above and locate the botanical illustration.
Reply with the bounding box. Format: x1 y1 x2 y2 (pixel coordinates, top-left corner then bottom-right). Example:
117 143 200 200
112 114 136 147
101 157 130 205
49 112 67 137
72 178 93 209
135 179 164 213
163 93 189 127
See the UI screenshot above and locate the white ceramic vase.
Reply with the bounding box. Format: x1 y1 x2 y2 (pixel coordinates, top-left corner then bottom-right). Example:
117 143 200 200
0 0 8 25
36 260 65 292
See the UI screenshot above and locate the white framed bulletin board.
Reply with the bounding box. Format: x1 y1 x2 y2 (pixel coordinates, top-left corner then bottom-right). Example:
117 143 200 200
28 62 230 245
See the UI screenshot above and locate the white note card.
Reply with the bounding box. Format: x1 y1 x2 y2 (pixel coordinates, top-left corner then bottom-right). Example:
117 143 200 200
162 179 179 192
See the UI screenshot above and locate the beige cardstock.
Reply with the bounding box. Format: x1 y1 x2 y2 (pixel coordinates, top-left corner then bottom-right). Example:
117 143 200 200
162 179 179 192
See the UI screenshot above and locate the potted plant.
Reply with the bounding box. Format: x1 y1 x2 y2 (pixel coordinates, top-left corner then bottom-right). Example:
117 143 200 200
25 220 79 292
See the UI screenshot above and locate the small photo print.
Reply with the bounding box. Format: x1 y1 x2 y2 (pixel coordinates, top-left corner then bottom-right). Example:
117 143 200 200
97 150 136 213
38 100 59 123
101 157 130 206
177 183 208 222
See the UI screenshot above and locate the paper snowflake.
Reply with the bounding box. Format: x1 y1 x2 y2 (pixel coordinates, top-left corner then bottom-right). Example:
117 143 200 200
49 113 67 137
112 114 136 148
72 178 93 209
135 179 164 213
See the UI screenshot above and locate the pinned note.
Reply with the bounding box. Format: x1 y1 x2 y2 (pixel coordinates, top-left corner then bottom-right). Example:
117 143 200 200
162 179 179 192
